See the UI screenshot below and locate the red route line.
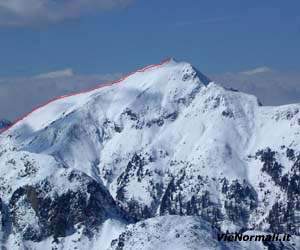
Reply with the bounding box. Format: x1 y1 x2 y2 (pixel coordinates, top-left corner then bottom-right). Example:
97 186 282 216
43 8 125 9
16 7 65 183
0 58 172 134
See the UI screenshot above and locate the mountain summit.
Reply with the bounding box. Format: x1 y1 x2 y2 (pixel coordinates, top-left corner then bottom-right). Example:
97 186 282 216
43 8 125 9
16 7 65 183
0 60 299 249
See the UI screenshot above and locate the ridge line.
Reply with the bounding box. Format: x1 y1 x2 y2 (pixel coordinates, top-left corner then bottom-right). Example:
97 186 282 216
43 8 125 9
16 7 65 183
0 58 172 134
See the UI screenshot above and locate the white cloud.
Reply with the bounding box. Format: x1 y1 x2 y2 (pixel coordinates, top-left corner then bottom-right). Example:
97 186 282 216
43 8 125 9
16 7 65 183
240 66 272 75
0 0 134 26
35 68 74 79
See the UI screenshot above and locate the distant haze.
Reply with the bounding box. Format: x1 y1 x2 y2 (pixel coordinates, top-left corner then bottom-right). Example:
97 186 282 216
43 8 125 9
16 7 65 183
0 71 121 121
212 69 300 106
1 66 300 121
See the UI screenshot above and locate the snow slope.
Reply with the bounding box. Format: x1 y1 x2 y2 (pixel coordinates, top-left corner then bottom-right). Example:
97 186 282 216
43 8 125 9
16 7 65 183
0 59 299 249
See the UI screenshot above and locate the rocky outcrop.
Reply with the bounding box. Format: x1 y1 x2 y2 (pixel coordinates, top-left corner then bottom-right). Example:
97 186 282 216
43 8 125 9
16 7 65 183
8 170 128 242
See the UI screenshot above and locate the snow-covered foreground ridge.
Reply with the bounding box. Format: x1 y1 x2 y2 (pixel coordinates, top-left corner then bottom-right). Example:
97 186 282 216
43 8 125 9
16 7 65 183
0 59 299 249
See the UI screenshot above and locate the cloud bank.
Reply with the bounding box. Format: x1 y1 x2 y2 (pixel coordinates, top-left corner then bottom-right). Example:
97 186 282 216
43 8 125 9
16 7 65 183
240 66 272 76
35 68 74 79
0 0 134 26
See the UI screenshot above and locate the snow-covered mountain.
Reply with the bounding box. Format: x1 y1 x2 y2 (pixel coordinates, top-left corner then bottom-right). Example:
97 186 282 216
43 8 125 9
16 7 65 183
0 59 299 249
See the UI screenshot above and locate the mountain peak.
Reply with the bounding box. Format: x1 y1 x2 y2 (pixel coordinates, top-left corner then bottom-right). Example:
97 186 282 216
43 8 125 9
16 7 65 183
0 59 299 249
1 59 211 135
163 58 211 86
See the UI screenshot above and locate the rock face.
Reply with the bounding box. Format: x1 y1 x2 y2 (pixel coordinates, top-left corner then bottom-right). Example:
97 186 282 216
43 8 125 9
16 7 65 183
9 170 127 242
0 59 299 249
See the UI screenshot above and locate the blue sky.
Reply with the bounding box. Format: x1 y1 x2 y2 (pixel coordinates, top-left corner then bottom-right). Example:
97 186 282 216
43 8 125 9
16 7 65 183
0 0 299 77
